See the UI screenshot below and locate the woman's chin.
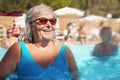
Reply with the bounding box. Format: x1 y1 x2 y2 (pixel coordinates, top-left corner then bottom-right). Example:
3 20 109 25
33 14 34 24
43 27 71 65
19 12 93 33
44 36 53 40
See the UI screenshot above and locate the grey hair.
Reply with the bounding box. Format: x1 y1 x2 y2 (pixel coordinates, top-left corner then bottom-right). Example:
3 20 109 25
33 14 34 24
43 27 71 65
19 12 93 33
21 4 56 42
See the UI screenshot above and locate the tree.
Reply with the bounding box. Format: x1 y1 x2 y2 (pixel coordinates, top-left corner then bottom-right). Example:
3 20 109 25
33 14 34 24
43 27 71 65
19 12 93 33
84 0 91 16
0 0 72 12
28 0 72 10
0 0 120 17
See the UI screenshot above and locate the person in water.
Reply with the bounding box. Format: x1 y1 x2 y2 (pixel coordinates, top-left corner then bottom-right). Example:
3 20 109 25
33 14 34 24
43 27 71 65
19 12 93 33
0 4 79 80
92 26 118 57
1 28 18 48
77 23 86 45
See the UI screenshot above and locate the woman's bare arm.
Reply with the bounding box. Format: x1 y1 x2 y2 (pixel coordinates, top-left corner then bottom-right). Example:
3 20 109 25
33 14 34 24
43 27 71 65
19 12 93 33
66 47 80 79
0 42 21 79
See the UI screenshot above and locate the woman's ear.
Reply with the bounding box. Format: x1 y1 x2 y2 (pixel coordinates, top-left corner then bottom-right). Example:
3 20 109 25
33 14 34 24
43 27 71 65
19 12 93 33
29 23 35 31
31 26 35 31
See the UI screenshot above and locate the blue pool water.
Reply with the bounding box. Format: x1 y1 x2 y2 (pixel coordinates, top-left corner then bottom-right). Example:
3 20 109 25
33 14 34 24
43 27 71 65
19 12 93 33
0 47 7 61
69 44 120 80
1 45 120 80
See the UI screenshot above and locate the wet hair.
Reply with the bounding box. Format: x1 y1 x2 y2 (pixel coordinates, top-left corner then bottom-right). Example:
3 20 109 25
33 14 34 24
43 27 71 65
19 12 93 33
22 4 56 42
100 26 112 36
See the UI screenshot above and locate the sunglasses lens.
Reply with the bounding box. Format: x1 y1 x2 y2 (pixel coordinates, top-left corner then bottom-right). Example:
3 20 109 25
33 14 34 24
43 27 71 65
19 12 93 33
39 18 48 24
49 18 56 25
34 18 56 25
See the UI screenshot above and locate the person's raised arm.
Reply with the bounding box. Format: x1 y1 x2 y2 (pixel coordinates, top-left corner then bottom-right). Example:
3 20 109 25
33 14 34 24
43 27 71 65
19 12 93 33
0 42 21 79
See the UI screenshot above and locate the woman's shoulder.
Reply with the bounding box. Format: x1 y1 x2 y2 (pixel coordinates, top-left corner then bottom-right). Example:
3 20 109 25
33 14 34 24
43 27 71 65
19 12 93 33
5 42 21 60
10 42 20 49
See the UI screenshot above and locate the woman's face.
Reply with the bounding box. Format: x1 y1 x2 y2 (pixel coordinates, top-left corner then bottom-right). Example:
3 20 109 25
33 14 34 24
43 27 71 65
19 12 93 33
31 11 56 41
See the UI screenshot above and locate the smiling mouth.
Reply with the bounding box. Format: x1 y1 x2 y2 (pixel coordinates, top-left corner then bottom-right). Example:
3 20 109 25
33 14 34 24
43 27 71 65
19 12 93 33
42 29 52 32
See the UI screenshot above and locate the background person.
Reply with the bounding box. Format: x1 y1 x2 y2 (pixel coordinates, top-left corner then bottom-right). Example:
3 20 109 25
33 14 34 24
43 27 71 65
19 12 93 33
92 26 118 58
112 26 120 46
1 28 18 48
11 20 20 37
0 4 79 80
77 23 86 45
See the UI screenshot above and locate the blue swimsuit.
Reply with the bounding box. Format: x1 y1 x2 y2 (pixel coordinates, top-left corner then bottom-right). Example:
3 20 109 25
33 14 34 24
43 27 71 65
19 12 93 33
11 41 72 80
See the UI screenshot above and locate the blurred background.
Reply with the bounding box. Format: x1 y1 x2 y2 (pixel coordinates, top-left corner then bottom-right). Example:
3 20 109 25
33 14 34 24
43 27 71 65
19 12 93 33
0 0 120 43
0 0 120 16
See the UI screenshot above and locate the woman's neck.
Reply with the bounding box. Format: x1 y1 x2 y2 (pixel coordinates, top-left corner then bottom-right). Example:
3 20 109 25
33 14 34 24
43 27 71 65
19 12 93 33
33 38 51 47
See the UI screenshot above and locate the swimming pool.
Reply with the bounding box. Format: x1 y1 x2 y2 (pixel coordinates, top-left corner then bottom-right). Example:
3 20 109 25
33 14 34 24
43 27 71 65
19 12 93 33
0 47 7 61
69 44 120 80
1 45 120 80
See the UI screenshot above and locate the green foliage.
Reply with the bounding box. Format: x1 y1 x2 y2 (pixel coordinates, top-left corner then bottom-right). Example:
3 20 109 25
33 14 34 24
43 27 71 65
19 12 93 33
113 11 120 17
23 0 72 10
0 0 29 12
0 0 120 17
70 0 86 10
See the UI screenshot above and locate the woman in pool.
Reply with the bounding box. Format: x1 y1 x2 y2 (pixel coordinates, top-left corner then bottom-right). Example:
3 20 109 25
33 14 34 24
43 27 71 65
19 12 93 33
0 4 79 80
1 28 18 48
92 26 118 57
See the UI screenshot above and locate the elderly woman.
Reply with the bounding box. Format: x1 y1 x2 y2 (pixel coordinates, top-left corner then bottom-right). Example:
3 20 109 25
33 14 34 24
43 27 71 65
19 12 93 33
0 4 79 80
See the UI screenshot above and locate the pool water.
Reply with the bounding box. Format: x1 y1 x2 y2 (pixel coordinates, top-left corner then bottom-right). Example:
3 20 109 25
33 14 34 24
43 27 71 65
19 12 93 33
69 44 120 80
1 45 120 80
0 47 7 61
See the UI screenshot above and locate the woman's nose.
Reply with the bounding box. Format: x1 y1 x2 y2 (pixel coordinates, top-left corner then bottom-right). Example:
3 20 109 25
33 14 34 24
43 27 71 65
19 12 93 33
46 25 50 28
46 21 52 28
46 20 51 26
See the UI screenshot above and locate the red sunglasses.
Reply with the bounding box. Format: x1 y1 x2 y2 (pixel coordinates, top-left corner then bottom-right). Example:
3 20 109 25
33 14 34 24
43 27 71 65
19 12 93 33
33 18 57 25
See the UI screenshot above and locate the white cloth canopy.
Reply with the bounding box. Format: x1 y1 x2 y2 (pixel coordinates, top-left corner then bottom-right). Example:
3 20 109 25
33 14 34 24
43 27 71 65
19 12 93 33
55 18 60 28
54 7 85 17
14 13 26 28
80 15 107 22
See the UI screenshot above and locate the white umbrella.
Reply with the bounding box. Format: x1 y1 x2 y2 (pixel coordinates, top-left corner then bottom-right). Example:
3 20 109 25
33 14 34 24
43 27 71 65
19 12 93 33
14 13 26 28
55 18 60 28
80 15 107 22
54 7 85 17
